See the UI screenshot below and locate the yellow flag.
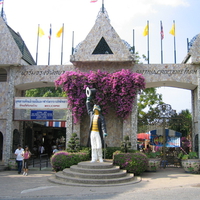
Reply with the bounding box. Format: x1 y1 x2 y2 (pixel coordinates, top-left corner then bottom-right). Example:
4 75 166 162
38 27 45 37
169 24 175 36
56 27 63 38
143 24 148 36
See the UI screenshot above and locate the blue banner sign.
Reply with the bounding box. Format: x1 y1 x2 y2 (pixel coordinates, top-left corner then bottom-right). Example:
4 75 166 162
31 110 53 120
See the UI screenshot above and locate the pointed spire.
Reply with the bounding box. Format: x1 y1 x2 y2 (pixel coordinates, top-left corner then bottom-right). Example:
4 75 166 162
0 1 7 23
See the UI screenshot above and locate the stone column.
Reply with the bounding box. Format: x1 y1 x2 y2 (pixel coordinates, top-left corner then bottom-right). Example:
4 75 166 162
65 108 81 149
191 89 198 153
4 67 16 163
122 98 137 150
65 108 73 149
197 70 200 157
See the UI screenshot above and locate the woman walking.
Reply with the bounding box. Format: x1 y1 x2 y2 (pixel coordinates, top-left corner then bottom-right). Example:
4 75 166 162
22 146 31 176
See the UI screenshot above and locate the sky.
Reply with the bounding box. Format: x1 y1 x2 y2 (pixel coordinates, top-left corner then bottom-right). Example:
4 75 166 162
1 0 199 113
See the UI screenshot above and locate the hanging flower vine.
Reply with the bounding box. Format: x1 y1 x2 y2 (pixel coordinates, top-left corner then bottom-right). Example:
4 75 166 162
55 69 145 123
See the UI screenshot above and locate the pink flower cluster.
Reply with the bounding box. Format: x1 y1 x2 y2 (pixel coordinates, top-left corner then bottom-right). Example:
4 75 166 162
55 69 145 123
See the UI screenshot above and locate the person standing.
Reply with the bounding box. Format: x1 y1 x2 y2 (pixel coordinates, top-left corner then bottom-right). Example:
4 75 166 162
86 87 107 162
22 146 31 176
14 144 24 174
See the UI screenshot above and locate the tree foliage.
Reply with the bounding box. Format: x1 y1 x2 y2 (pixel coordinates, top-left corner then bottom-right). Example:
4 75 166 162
168 109 192 137
25 87 66 97
137 88 164 133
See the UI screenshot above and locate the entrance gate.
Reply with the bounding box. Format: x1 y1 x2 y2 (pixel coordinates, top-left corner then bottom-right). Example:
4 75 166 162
0 9 200 163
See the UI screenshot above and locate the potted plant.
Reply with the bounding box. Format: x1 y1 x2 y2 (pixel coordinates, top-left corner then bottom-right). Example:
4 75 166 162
145 151 161 172
181 151 200 173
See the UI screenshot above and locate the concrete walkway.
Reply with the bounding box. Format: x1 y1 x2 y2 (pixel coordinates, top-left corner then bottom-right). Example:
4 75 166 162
0 167 200 199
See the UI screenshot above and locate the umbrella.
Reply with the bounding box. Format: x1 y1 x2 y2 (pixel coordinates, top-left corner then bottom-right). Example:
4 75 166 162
137 133 150 140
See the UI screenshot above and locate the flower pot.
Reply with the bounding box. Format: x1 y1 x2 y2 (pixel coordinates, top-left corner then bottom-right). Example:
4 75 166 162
181 159 200 173
146 158 161 172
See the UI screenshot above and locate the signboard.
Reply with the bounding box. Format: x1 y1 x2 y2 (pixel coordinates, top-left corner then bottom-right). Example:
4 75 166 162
151 136 181 147
14 97 67 110
31 110 53 120
150 129 182 147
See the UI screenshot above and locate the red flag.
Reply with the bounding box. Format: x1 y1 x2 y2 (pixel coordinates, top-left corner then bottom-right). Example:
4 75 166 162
160 21 164 40
90 0 98 2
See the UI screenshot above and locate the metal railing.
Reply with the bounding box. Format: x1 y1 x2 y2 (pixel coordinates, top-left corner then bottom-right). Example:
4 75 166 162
32 154 49 170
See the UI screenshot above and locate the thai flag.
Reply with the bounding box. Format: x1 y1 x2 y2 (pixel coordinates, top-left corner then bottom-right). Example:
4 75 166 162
0 0 4 4
45 121 66 127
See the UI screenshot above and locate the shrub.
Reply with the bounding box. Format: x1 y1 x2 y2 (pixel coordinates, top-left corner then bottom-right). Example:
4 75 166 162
102 147 121 159
50 151 90 172
66 133 80 153
145 151 161 158
181 151 198 160
120 136 131 153
113 152 148 175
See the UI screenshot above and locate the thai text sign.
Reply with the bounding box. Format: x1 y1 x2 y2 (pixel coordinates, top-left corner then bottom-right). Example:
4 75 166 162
31 110 53 120
14 97 67 110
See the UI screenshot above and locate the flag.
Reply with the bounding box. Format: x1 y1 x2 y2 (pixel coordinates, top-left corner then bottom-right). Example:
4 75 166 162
90 0 98 2
48 24 52 39
160 21 164 40
169 23 175 36
56 27 63 38
0 0 4 5
143 24 148 36
38 27 45 37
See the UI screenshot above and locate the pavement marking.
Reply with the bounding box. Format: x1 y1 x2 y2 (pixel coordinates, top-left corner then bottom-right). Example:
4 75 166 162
21 186 58 194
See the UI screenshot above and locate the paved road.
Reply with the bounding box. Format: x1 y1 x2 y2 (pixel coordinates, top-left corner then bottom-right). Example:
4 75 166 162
0 168 200 200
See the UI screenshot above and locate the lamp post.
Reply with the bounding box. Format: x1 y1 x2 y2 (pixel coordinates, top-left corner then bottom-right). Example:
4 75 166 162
157 104 176 168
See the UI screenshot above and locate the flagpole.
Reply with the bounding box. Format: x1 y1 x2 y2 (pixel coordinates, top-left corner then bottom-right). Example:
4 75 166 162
48 24 52 65
147 20 149 64
36 24 40 65
133 29 135 54
173 20 176 64
71 31 74 55
160 21 163 64
102 0 104 13
60 23 64 65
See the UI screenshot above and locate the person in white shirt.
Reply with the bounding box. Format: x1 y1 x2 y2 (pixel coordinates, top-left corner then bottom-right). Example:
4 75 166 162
14 144 24 174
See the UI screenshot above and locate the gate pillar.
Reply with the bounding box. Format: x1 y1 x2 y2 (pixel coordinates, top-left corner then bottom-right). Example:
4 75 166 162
197 71 200 157
65 107 81 149
122 98 137 150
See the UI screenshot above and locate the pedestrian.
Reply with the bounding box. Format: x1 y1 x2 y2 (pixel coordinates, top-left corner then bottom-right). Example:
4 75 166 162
52 146 58 154
22 146 31 176
14 144 24 174
38 144 45 155
86 87 107 162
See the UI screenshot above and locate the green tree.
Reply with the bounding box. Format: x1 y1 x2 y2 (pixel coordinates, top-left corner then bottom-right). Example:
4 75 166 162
168 109 192 137
25 87 66 97
137 88 164 133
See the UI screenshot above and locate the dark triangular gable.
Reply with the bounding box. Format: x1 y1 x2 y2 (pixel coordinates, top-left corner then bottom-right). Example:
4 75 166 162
92 37 113 54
